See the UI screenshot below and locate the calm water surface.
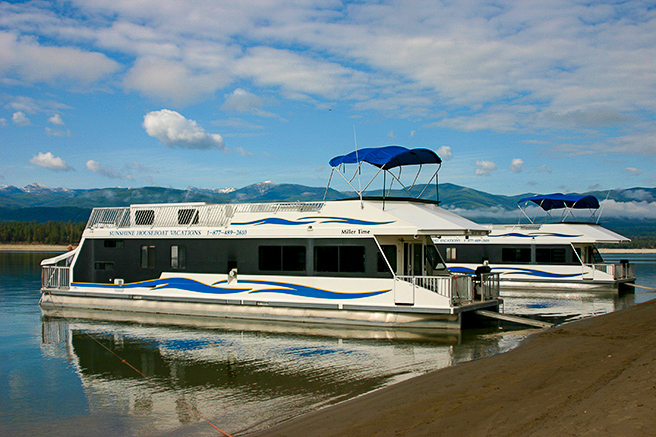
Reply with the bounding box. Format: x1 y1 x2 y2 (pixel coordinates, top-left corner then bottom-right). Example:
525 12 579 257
1 251 655 436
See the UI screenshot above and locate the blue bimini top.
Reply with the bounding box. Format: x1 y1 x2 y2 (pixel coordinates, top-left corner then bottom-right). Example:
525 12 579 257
518 193 600 211
329 146 442 169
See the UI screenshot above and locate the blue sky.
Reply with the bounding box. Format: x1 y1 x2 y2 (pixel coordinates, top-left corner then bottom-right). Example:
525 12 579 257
1 0 655 196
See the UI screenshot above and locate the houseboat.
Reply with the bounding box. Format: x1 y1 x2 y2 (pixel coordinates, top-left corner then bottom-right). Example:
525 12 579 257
40 146 500 330
434 193 635 291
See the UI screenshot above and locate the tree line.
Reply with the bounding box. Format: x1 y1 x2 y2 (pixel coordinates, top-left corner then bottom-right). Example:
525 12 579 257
0 219 654 248
0 221 85 245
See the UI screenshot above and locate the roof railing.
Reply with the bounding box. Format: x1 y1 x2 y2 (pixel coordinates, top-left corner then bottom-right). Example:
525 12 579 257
86 201 325 229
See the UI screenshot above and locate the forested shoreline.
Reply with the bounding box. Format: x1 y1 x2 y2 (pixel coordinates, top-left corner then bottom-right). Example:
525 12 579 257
0 221 85 245
0 219 654 248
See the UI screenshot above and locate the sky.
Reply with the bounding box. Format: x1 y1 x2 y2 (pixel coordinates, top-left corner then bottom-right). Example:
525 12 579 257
1 0 655 197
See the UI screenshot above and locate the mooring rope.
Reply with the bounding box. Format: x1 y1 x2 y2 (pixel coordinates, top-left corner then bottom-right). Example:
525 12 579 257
44 291 234 437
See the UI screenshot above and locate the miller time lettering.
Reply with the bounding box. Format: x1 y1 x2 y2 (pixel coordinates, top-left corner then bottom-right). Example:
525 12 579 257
341 229 371 235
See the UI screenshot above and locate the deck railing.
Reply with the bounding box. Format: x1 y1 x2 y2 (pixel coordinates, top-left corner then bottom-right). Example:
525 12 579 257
42 266 70 291
587 262 635 280
397 273 499 306
86 202 325 229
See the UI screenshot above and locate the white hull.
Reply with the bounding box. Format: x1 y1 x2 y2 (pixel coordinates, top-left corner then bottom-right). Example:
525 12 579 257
39 291 497 330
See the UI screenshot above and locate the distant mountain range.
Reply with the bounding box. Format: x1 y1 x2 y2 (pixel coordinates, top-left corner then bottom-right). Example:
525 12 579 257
2 182 655 236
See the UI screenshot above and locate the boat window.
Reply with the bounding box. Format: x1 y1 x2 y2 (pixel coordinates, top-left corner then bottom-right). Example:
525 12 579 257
446 247 457 261
590 246 604 264
141 245 156 268
94 262 114 270
135 210 155 225
315 246 339 272
536 248 567 264
315 246 365 273
377 245 397 273
425 245 447 270
259 246 306 272
171 245 187 269
502 248 531 263
104 240 124 248
178 209 199 225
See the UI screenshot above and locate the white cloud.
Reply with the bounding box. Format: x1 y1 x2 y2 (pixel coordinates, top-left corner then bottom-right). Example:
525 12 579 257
221 88 261 112
30 152 73 172
86 160 129 180
48 114 64 125
536 164 552 174
622 189 653 202
0 31 120 84
12 111 30 126
124 56 231 105
509 158 524 173
0 118 6 127
221 88 277 117
475 160 497 176
45 127 70 137
623 167 643 176
143 109 226 150
234 46 363 101
436 146 453 161
599 199 656 220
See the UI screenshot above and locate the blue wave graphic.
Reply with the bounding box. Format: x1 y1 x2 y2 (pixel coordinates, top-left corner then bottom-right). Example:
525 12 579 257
213 279 391 300
491 232 581 238
447 266 581 279
74 277 390 300
303 216 395 226
232 216 394 226
73 277 251 294
500 268 582 279
448 267 475 274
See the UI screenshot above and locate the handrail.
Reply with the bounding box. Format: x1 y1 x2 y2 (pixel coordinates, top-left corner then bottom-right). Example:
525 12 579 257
42 266 70 290
396 273 499 306
86 202 325 229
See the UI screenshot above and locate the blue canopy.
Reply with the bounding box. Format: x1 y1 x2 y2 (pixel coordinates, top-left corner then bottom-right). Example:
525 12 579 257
329 146 441 169
518 193 600 211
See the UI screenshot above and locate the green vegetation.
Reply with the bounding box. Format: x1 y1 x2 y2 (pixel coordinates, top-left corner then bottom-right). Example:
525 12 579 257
0 221 84 245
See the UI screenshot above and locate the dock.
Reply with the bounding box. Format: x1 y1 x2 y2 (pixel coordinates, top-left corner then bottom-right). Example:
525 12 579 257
475 310 554 329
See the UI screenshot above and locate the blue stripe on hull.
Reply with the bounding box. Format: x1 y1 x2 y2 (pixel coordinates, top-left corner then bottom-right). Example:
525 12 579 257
72 277 391 300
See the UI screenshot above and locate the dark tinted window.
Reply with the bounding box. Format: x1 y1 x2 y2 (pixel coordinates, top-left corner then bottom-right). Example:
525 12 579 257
104 240 124 248
536 248 567 264
171 245 186 269
377 245 397 273
502 248 531 263
94 262 114 270
315 246 364 273
259 246 306 271
141 245 156 268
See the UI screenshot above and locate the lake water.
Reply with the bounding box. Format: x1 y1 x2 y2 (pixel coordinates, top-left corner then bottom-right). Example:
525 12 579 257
1 251 655 436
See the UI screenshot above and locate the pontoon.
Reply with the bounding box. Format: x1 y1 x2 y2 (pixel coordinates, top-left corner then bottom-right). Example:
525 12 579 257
40 146 500 330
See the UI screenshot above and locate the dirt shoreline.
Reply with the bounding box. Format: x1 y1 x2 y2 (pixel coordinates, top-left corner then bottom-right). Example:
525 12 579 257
248 299 656 436
0 244 71 252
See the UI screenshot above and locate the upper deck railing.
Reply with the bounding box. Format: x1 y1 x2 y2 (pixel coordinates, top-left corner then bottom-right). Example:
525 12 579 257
86 202 325 229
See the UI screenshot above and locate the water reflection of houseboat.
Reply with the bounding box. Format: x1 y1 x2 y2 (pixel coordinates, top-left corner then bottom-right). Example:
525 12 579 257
434 194 636 292
41 146 500 330
40 311 480 435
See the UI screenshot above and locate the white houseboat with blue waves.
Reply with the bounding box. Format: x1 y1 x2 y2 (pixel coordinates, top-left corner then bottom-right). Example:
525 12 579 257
40 146 500 330
433 193 635 292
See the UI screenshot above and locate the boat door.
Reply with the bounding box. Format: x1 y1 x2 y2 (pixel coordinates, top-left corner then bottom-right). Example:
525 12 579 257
396 242 423 304
404 242 423 276
574 244 594 279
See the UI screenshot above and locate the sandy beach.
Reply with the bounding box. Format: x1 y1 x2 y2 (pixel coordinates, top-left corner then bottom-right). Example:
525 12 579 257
0 244 71 252
249 299 656 436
